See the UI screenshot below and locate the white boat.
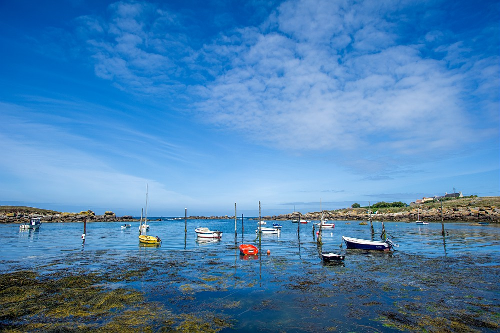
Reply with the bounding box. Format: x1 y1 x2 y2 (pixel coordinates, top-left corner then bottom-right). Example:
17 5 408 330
138 208 150 233
121 224 131 229
258 221 266 225
415 207 428 225
19 217 42 230
256 227 280 234
342 236 395 251
316 220 335 228
195 227 222 239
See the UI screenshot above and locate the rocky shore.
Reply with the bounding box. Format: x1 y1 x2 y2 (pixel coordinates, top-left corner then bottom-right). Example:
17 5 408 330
263 196 500 223
1 197 499 224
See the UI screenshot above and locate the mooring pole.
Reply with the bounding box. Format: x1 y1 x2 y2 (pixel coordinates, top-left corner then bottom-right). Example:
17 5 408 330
184 208 187 233
82 218 87 245
234 203 237 237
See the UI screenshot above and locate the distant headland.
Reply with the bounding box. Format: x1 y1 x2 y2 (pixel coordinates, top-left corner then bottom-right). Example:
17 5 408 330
1 196 499 223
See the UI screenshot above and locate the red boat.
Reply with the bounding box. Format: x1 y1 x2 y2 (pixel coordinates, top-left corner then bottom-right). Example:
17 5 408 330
239 244 259 255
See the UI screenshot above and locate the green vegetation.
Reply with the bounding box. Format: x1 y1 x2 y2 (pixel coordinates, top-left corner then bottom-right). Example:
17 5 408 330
370 201 407 209
0 206 60 215
351 203 361 208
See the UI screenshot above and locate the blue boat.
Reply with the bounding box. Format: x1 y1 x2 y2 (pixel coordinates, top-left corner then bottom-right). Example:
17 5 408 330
342 236 395 251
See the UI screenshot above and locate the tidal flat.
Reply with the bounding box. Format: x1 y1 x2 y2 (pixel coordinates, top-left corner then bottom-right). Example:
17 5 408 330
1 220 499 332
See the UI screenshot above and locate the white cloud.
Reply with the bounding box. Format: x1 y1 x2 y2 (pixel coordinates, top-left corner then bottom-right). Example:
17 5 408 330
71 0 498 166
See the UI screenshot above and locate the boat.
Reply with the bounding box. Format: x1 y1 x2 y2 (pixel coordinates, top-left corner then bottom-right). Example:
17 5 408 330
121 224 131 229
258 221 266 225
415 207 428 225
256 227 279 234
316 220 335 228
19 217 42 230
272 223 282 229
342 236 395 251
321 252 345 262
239 244 259 255
138 184 161 245
195 227 222 239
138 234 161 244
299 219 310 224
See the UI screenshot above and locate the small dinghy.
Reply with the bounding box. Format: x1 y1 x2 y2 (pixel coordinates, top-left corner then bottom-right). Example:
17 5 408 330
239 244 259 255
321 252 345 263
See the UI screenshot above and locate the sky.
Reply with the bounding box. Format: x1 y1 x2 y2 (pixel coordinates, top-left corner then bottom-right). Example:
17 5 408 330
0 0 498 217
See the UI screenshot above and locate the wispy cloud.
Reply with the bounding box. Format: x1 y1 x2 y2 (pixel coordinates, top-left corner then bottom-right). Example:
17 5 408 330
70 0 498 168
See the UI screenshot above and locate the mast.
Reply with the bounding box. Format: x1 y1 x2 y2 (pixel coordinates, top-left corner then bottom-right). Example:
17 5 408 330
145 184 149 224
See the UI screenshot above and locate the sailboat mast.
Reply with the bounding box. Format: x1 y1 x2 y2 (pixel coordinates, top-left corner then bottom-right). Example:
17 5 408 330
145 184 149 224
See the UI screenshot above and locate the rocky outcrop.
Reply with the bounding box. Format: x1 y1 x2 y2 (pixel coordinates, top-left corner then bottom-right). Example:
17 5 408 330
262 205 500 223
0 212 137 224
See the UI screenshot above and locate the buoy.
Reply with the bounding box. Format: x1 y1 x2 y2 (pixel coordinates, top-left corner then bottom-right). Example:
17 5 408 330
267 249 270 255
82 233 85 240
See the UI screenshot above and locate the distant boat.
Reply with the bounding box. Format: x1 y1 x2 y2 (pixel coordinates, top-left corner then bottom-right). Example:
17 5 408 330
342 236 395 251
195 227 222 239
272 223 282 229
239 244 259 255
299 219 310 224
19 217 42 230
258 221 266 225
316 220 335 228
256 227 279 234
121 224 131 229
415 207 428 225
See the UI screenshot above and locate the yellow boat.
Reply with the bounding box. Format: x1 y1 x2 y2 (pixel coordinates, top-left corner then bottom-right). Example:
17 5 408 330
139 234 161 244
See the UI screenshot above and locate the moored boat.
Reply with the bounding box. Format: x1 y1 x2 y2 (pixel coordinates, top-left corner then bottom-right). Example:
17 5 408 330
195 227 222 239
415 221 428 225
19 217 42 230
139 234 161 244
321 252 345 262
272 223 282 229
138 184 161 245
121 224 131 229
342 236 395 251
316 220 335 228
256 227 279 234
239 244 259 255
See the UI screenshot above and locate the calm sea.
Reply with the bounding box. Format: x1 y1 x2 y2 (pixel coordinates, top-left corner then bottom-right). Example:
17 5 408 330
1 219 499 331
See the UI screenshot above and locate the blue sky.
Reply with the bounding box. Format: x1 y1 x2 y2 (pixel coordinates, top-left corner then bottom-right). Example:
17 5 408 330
0 0 498 217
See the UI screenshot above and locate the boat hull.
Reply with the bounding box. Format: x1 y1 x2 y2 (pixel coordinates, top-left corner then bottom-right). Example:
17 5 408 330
239 244 259 255
139 235 161 244
342 236 391 251
195 227 222 239
321 252 345 262
256 227 279 234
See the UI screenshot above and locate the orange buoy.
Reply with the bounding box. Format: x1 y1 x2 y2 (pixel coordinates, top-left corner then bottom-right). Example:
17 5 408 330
267 249 271 255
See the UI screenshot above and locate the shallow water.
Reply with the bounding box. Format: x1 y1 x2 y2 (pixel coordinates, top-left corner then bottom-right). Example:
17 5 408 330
1 219 499 331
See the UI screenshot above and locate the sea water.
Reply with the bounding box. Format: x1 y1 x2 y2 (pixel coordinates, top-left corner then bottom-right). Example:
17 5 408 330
1 219 499 331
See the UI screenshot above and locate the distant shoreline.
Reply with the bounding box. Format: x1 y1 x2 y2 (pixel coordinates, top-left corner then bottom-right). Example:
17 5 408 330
1 196 499 223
